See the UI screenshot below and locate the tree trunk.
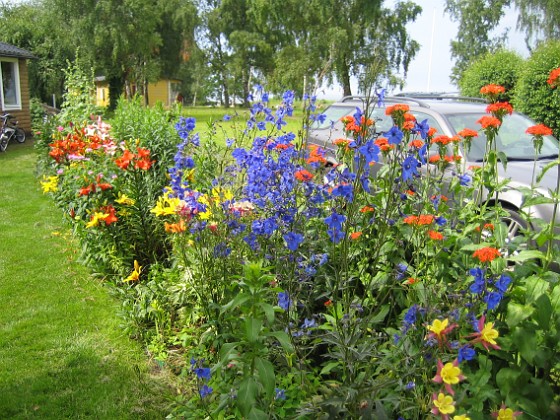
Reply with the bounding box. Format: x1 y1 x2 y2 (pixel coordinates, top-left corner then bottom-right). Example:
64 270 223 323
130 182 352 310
108 75 125 111
341 58 352 97
222 77 230 108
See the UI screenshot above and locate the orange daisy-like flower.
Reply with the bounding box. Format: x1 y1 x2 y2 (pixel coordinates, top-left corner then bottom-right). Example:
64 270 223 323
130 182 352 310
403 121 415 130
360 205 375 213
333 138 353 147
405 277 418 285
443 155 461 163
295 169 314 182
403 214 435 225
350 231 362 240
432 135 452 146
360 116 374 126
472 246 501 263
480 84 505 96
547 67 560 88
409 139 424 148
403 112 416 122
477 115 501 129
486 101 513 117
457 128 479 139
526 124 553 137
306 145 327 165
375 137 394 152
429 155 441 163
427 127 438 137
428 230 444 240
385 103 410 116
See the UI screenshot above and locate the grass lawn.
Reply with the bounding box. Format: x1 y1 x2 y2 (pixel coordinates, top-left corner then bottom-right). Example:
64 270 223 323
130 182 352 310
0 141 173 419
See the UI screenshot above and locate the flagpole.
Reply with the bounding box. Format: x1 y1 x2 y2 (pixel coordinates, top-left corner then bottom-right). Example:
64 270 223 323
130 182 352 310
427 7 436 91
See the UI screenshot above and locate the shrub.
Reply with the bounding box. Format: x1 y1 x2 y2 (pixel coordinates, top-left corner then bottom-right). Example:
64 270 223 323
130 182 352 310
514 40 560 136
459 49 524 102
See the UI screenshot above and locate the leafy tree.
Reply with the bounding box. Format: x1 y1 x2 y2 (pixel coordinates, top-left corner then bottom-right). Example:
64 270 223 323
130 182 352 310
514 0 560 50
514 40 560 137
459 49 524 101
444 0 511 84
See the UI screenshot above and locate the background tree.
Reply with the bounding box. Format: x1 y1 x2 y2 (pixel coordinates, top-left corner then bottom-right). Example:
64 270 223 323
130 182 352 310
514 41 560 137
459 49 524 101
444 0 511 85
514 0 560 51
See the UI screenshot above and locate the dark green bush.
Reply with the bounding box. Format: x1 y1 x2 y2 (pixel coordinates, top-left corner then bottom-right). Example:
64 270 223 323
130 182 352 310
459 49 524 102
514 40 560 136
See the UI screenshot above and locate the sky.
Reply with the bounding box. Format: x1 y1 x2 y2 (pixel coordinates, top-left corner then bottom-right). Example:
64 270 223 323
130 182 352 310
317 0 529 99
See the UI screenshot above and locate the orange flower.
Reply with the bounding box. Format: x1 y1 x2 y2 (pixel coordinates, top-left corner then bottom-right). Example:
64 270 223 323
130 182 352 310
324 299 333 307
480 84 505 96
275 143 293 150
406 277 418 285
96 182 113 191
295 169 314 182
547 67 560 88
333 138 352 147
429 155 441 163
409 139 424 148
164 219 186 233
473 247 501 263
360 116 374 126
101 205 118 225
486 101 513 117
116 149 135 169
385 104 410 115
428 230 444 240
403 112 416 122
457 128 479 139
306 145 327 164
443 155 461 163
360 205 375 213
526 124 553 137
432 135 452 145
403 121 415 130
79 184 94 196
403 214 435 225
350 231 362 240
375 137 394 152
427 127 437 137
135 157 154 170
477 115 501 129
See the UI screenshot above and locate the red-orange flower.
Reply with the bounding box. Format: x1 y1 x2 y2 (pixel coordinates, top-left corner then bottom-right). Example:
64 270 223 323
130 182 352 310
385 103 410 116
432 135 452 146
526 124 553 137
295 169 314 182
547 67 560 88
403 121 415 130
375 137 394 152
477 115 501 129
116 149 135 169
101 205 118 225
164 219 186 233
403 214 435 225
486 101 513 117
428 230 444 240
473 247 501 263
360 205 375 213
457 128 479 139
409 139 424 148
429 155 441 163
306 145 327 165
427 127 438 137
333 138 352 147
350 231 362 240
480 84 505 96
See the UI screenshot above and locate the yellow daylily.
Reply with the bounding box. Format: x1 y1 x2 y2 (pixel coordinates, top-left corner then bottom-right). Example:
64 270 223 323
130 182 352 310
115 193 135 206
40 175 59 193
85 211 109 228
150 195 182 217
124 260 141 282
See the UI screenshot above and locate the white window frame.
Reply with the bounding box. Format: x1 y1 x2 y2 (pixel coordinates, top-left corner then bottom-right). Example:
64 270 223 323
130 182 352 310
0 58 22 111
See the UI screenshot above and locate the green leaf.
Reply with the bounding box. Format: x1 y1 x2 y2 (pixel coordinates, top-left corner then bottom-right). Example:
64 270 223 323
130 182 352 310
266 331 294 353
254 357 275 399
512 327 538 364
507 250 546 263
497 151 508 170
525 275 549 304
221 293 251 313
258 302 276 324
370 305 390 324
534 294 552 330
245 317 262 343
496 367 522 397
537 159 560 183
248 407 269 420
319 361 340 376
551 284 560 318
506 302 534 328
237 377 258 417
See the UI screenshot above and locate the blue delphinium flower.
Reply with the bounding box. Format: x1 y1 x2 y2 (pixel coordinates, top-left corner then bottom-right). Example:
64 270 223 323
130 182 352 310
413 119 430 139
484 291 503 310
223 114 231 121
199 384 213 398
458 173 471 186
194 367 211 381
358 140 380 165
402 155 420 181
385 126 404 145
376 87 386 107
494 273 511 293
284 231 304 251
331 184 354 202
278 292 291 310
175 116 196 140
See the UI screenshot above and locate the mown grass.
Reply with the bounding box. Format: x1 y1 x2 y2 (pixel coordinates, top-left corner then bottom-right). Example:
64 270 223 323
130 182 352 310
0 141 173 419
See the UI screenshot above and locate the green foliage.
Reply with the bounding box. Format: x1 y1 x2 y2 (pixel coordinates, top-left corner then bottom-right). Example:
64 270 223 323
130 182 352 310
514 40 560 136
515 0 560 49
459 50 524 101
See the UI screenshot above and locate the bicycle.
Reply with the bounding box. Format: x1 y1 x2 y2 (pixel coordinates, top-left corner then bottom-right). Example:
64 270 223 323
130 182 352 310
0 113 26 152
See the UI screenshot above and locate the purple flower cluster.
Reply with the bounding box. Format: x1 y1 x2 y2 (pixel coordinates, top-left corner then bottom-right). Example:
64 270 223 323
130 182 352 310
469 268 512 310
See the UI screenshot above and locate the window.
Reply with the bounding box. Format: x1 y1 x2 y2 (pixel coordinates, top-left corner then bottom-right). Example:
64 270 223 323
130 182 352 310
0 59 21 111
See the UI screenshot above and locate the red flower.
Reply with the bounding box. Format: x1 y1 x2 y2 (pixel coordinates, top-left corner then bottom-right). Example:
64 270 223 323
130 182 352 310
486 101 513 117
385 103 410 116
96 182 113 191
428 230 444 240
295 169 313 182
432 135 452 145
473 247 501 263
135 158 154 170
403 214 435 225
526 124 553 137
547 67 560 88
477 116 501 129
79 184 95 196
480 84 505 96
116 149 135 169
350 231 362 240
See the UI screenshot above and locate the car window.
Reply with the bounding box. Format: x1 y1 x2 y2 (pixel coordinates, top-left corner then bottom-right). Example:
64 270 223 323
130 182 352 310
312 105 356 129
447 113 559 161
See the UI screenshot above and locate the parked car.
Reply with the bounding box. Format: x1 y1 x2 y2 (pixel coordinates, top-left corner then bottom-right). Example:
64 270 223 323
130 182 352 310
307 94 560 252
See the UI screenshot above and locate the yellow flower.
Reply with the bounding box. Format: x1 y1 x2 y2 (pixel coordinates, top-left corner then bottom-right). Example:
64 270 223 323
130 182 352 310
211 187 233 202
453 415 471 420
480 321 499 346
40 175 58 193
115 193 135 206
124 260 141 282
85 211 109 228
150 195 181 217
433 393 455 415
496 408 516 420
441 362 463 385
428 318 449 337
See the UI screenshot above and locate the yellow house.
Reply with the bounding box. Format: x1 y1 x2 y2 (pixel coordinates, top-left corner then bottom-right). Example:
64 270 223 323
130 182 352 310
94 76 182 107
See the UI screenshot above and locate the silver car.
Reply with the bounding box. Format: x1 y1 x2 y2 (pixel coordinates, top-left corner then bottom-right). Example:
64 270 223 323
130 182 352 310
308 95 560 247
